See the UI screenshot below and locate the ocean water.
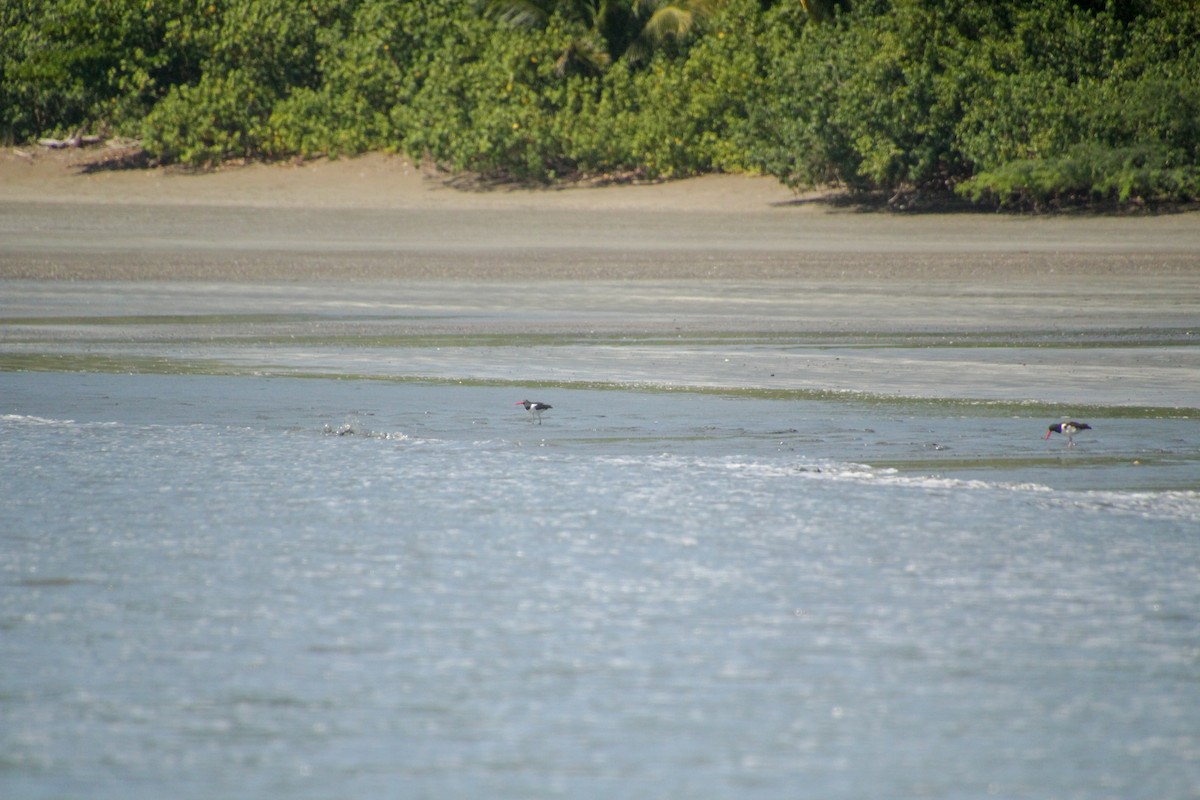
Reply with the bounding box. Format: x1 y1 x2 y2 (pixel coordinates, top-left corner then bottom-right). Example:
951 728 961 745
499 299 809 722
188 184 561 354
2 371 1198 800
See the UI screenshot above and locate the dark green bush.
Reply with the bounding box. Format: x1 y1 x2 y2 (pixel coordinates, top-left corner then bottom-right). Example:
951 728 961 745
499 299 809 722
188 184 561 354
394 10 580 180
959 144 1200 209
0 0 188 142
588 0 766 178
953 1 1200 206
264 0 421 158
140 68 273 165
2 0 1197 208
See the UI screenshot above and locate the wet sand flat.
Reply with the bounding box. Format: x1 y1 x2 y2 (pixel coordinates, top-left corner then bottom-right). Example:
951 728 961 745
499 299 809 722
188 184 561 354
1 150 1198 409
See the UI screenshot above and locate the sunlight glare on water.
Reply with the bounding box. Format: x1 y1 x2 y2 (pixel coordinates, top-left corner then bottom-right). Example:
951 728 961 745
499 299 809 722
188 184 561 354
2 372 1198 800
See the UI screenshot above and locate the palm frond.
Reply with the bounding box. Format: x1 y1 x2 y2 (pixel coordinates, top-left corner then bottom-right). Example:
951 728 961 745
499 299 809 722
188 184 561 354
634 0 723 21
642 7 695 41
799 0 850 23
479 0 552 28
554 32 612 76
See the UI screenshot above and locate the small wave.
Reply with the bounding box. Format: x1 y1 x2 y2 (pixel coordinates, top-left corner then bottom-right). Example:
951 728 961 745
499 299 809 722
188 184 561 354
1 414 125 431
1 413 77 426
790 462 1200 521
597 452 1200 524
710 456 1048 492
815 467 1200 523
841 469 1200 523
320 423 510 453
323 422 410 441
820 466 1054 494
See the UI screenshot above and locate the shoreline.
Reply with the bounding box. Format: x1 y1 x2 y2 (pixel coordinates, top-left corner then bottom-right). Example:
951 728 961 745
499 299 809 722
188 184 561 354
1 146 808 212
3 146 1197 410
3 147 1199 282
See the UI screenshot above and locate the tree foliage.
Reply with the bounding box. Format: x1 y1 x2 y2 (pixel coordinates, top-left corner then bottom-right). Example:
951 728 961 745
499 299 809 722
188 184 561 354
2 0 1198 208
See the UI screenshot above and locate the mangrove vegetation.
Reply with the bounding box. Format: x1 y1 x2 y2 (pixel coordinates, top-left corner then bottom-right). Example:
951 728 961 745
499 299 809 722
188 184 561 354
3 0 1199 208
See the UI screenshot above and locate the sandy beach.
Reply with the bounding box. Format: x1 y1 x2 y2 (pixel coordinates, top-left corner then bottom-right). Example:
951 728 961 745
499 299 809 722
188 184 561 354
3 146 1199 280
3 144 1200 275
2 146 1198 409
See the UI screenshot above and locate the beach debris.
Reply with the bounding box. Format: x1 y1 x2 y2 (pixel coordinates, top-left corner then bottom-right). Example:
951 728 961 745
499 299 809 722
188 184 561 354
37 129 105 149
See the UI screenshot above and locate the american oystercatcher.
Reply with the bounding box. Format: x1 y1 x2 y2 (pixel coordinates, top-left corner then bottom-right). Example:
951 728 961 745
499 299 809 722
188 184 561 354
516 399 552 425
1045 421 1091 446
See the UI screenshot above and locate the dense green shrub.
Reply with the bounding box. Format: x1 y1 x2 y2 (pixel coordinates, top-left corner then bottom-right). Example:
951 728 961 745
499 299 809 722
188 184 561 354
264 0 420 157
752 1 1005 195
138 0 340 164
747 8 871 190
953 1 1200 206
749 0 1200 206
2 0 1197 208
576 0 766 178
140 68 273 164
393 10 578 180
959 144 1200 209
0 0 191 142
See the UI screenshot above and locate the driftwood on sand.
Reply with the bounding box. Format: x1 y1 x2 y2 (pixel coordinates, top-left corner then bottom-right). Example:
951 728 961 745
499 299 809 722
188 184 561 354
37 131 104 149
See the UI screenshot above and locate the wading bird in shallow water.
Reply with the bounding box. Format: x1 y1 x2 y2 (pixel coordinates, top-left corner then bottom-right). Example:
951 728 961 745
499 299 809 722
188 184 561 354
516 399 552 425
1045 421 1091 446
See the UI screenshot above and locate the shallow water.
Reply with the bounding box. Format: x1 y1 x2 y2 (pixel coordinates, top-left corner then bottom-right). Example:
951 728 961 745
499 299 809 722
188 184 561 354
3 371 1199 800
3 270 1200 798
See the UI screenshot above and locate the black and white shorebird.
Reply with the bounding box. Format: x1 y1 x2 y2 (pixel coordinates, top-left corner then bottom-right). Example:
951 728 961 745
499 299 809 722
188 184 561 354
1045 420 1091 446
516 399 552 425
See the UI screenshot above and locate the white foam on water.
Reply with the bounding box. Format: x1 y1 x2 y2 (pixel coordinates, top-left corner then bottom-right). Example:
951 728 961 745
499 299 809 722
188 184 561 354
591 451 1200 525
2 412 80 426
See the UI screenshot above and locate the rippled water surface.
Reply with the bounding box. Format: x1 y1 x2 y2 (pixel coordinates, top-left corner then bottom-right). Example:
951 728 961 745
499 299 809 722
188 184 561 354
3 371 1198 800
